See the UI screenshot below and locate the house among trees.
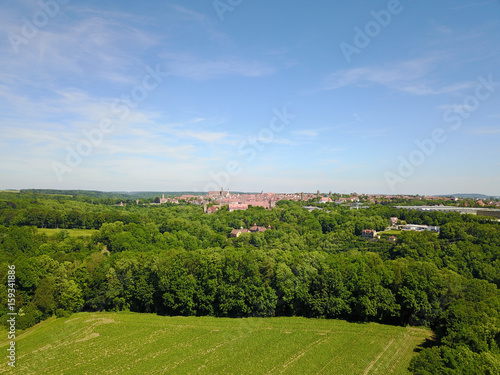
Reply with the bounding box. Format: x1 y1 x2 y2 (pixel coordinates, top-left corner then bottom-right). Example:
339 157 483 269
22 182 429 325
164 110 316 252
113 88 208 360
230 224 268 237
203 204 220 214
402 224 440 233
361 229 378 239
228 203 249 212
249 223 267 233
230 228 249 237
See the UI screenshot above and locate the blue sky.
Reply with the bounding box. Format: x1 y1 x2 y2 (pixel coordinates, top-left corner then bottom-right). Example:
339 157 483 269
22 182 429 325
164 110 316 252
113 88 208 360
1 0 499 195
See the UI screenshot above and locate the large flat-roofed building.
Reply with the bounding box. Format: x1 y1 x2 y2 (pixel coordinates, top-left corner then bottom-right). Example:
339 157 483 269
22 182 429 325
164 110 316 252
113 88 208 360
394 206 500 219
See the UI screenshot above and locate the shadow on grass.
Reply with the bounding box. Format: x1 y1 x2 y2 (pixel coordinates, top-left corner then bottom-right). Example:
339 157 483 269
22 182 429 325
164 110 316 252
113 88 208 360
413 335 439 353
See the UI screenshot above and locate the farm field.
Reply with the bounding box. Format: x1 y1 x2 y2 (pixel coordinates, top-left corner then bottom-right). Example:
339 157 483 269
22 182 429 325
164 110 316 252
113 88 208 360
37 228 98 237
0 312 431 374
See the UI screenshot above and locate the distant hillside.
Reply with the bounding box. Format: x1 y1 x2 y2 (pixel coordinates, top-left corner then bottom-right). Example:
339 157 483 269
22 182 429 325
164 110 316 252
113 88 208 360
19 189 257 199
19 189 208 199
445 193 498 199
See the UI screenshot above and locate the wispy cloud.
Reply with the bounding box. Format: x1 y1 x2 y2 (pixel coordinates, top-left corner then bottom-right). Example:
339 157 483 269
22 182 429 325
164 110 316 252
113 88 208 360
327 147 346 153
257 137 297 146
324 58 476 96
169 4 230 44
470 127 500 135
333 164 365 174
101 139 196 160
1 12 160 89
292 129 318 137
291 125 344 141
159 52 276 80
176 130 228 143
319 158 341 165
450 1 496 10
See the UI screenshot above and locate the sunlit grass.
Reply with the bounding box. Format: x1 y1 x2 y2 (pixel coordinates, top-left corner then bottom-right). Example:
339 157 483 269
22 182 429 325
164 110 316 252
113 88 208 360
0 312 431 375
37 228 99 237
380 230 402 236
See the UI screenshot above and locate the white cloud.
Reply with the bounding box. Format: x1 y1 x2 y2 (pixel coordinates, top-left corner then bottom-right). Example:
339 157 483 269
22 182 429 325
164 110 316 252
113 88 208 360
292 129 318 137
175 130 228 143
0 11 161 90
159 52 276 80
259 138 297 146
325 58 476 96
319 158 340 165
470 127 500 135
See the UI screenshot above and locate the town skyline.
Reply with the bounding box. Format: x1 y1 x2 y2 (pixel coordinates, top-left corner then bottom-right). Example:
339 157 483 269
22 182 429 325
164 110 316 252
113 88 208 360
3 187 500 199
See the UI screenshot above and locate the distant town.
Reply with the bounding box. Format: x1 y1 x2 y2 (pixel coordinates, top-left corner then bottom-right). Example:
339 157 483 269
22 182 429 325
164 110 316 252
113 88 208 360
131 189 500 215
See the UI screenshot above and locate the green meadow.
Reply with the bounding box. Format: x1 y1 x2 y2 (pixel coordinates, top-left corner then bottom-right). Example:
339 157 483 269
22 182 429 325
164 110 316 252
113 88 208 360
0 312 431 374
379 230 402 236
37 228 98 237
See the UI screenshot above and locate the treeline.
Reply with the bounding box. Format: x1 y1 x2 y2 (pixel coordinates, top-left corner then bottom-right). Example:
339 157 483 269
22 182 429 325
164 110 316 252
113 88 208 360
0 197 499 373
1 205 142 229
19 189 207 200
0 195 144 228
1 238 499 372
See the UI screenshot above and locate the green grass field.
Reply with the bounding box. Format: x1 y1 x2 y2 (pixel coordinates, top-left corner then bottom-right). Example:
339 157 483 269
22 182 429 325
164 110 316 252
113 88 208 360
37 228 98 237
0 312 431 374
380 230 402 236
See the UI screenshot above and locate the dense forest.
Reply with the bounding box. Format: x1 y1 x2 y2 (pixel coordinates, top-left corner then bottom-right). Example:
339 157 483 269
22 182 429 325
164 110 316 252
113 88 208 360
18 189 206 200
1 192 499 373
